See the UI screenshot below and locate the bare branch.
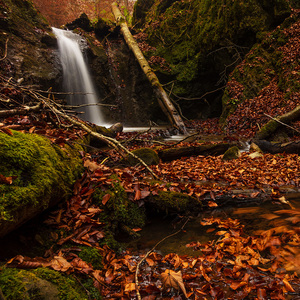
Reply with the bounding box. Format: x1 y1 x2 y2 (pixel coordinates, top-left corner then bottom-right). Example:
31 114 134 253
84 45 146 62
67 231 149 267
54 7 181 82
0 37 9 61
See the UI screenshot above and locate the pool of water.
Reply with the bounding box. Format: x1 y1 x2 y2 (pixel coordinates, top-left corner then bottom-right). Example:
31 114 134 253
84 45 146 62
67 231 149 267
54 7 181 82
124 197 300 257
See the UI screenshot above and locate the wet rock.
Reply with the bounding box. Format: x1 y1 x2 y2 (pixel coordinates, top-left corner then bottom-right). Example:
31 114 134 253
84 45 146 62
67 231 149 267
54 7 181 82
66 13 93 32
222 146 241 161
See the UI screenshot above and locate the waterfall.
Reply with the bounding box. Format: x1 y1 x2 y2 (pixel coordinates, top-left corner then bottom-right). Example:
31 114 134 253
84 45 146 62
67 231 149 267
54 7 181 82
52 27 104 125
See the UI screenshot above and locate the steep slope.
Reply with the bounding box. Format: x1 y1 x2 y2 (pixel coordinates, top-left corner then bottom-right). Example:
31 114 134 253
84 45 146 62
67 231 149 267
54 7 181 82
133 0 293 119
221 8 300 140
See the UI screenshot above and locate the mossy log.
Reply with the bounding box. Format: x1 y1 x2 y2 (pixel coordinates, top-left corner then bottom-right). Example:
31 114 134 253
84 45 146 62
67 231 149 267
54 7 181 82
255 105 300 140
253 139 300 154
0 131 83 238
111 2 187 134
158 143 232 162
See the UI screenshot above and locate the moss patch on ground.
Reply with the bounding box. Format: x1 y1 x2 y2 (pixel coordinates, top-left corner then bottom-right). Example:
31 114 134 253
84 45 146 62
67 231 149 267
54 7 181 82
149 190 202 214
0 130 83 237
92 177 146 248
0 267 90 300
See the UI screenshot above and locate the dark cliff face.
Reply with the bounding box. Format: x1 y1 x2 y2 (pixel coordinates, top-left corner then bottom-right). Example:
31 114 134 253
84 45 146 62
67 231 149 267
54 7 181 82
0 0 61 88
132 0 293 120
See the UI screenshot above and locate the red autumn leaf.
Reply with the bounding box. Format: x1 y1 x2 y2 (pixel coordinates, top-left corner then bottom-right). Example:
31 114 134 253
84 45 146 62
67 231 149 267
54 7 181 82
102 194 111 205
0 127 13 136
230 280 247 290
208 201 218 207
134 189 141 201
282 278 295 292
0 174 17 184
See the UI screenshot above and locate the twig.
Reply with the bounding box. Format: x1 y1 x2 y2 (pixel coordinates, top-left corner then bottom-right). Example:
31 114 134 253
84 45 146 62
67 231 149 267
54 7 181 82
135 218 190 300
0 102 42 117
64 103 117 108
0 37 9 61
264 113 300 134
121 126 152 145
74 275 92 300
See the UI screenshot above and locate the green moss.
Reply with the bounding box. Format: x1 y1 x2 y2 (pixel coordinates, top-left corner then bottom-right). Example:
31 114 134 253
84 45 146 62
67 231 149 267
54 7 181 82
150 190 202 214
127 148 160 165
78 246 102 270
222 146 240 160
134 0 291 98
255 120 280 140
0 131 83 229
92 177 146 248
220 11 300 123
0 267 88 300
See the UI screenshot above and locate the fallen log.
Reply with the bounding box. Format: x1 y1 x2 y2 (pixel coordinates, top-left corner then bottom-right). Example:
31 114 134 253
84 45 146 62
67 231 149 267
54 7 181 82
253 139 300 155
111 2 187 134
255 105 300 140
158 143 232 161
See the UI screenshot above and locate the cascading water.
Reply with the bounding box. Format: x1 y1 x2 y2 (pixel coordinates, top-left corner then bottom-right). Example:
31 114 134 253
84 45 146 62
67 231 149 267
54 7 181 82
52 27 104 125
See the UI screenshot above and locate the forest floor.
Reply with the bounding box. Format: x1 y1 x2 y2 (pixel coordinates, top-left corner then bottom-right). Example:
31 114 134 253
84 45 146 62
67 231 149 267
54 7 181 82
0 75 300 299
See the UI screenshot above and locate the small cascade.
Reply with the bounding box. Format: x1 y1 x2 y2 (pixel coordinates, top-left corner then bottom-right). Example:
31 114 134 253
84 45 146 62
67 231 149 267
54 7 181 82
52 27 104 125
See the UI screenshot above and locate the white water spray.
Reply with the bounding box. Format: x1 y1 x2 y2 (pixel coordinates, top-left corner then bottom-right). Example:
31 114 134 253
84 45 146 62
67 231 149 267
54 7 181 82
52 27 104 124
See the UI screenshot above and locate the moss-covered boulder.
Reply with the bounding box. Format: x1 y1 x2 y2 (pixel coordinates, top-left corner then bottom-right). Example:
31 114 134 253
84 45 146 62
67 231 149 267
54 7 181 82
222 146 240 160
92 178 146 247
0 131 83 237
133 0 292 119
0 267 91 300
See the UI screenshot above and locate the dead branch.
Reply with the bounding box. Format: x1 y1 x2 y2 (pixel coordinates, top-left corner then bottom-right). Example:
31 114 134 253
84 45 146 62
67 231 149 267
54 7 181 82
111 2 187 134
264 113 300 134
135 218 189 300
255 105 300 140
50 105 159 179
0 102 42 117
0 37 9 61
64 103 117 108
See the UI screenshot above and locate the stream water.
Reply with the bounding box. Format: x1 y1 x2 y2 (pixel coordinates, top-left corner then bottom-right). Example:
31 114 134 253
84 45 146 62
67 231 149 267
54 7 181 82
123 196 300 258
52 28 105 125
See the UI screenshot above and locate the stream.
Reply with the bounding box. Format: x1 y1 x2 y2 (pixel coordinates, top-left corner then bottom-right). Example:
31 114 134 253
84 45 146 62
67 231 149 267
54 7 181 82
122 196 300 259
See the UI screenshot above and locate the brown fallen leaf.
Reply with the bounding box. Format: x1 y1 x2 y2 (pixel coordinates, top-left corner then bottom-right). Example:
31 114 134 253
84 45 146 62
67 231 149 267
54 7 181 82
102 194 111 205
0 174 17 184
160 269 188 298
84 159 100 172
50 256 72 272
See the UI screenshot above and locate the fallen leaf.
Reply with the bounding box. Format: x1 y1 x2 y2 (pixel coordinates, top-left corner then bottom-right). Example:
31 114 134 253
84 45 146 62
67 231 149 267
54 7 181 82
160 269 188 298
102 194 111 205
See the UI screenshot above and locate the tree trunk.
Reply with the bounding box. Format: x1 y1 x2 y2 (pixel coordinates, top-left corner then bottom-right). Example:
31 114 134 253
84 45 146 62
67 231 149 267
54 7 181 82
111 2 187 134
158 143 232 161
253 139 300 155
255 105 300 140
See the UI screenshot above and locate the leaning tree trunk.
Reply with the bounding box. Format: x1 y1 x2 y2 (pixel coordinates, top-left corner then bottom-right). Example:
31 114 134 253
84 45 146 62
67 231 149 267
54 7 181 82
111 2 187 134
255 105 300 140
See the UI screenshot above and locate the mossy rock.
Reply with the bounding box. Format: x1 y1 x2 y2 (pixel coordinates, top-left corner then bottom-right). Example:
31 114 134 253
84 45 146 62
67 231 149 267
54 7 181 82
133 0 291 119
0 267 90 300
92 177 146 248
149 190 202 214
222 146 240 160
0 131 83 237
127 148 160 166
